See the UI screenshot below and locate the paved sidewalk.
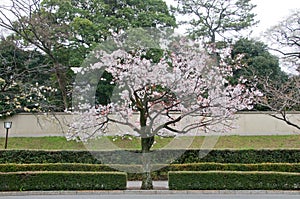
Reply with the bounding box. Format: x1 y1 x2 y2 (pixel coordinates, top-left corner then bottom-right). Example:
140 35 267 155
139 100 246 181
1 190 300 197
127 181 168 190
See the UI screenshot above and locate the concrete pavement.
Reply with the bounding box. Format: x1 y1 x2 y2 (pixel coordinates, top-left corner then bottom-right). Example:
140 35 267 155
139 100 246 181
127 181 168 190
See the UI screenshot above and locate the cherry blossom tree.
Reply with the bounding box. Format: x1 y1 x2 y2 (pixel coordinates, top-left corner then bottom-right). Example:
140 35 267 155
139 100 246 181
256 10 300 129
68 37 261 189
266 9 300 73
255 75 300 130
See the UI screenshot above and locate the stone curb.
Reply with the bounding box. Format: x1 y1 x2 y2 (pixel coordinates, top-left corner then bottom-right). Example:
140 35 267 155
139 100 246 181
0 190 300 196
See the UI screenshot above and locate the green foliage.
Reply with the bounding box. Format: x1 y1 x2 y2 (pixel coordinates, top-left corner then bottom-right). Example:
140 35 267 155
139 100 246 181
1 149 300 164
168 162 300 172
0 163 116 172
0 171 127 191
231 38 287 83
0 163 141 180
154 163 300 180
0 37 56 117
230 38 289 111
173 149 300 164
1 162 300 181
56 0 176 106
142 48 164 63
1 0 176 110
168 171 300 190
41 0 176 58
95 71 115 105
0 150 100 164
173 0 258 43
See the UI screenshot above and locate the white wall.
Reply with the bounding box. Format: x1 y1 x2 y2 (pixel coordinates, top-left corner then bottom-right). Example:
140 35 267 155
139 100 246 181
0 112 299 137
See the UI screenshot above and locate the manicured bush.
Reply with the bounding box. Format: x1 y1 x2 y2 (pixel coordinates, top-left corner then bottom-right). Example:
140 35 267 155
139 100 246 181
173 149 300 164
168 171 300 190
1 149 300 164
0 163 142 174
2 162 299 180
0 163 117 172
154 162 300 180
0 163 144 180
0 150 100 164
0 171 127 191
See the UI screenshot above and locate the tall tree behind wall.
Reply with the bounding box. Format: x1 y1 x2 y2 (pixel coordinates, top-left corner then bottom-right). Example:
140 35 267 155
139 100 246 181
172 0 258 46
0 36 55 117
0 0 176 110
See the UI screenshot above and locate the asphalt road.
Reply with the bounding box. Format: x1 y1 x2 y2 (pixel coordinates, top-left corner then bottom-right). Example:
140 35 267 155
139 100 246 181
2 193 300 199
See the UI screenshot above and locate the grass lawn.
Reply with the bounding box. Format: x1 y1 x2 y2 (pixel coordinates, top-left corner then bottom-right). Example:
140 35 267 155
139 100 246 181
0 135 299 150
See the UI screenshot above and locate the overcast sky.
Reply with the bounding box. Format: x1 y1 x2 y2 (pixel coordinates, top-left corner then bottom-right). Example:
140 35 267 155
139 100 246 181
165 0 300 37
251 0 300 36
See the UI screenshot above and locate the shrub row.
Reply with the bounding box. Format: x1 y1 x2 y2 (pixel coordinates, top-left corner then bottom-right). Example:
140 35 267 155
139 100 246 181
0 163 145 180
1 149 300 164
0 171 127 191
136 162 300 180
168 171 300 190
0 163 117 173
1 163 300 180
174 149 300 164
0 150 100 164
154 162 300 180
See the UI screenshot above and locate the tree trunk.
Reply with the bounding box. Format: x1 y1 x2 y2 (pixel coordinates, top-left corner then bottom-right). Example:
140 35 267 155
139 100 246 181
141 136 154 190
54 63 68 110
139 106 154 190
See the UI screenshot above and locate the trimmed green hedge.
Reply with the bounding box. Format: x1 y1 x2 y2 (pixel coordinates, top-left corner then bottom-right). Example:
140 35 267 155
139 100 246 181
0 150 100 164
174 149 300 164
0 163 142 176
1 149 300 164
0 163 117 172
0 163 144 180
168 171 300 190
1 163 300 180
166 162 300 172
0 171 127 191
154 162 300 180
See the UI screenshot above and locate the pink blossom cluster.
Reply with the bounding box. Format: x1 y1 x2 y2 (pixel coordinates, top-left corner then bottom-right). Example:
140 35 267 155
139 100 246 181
68 38 262 141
